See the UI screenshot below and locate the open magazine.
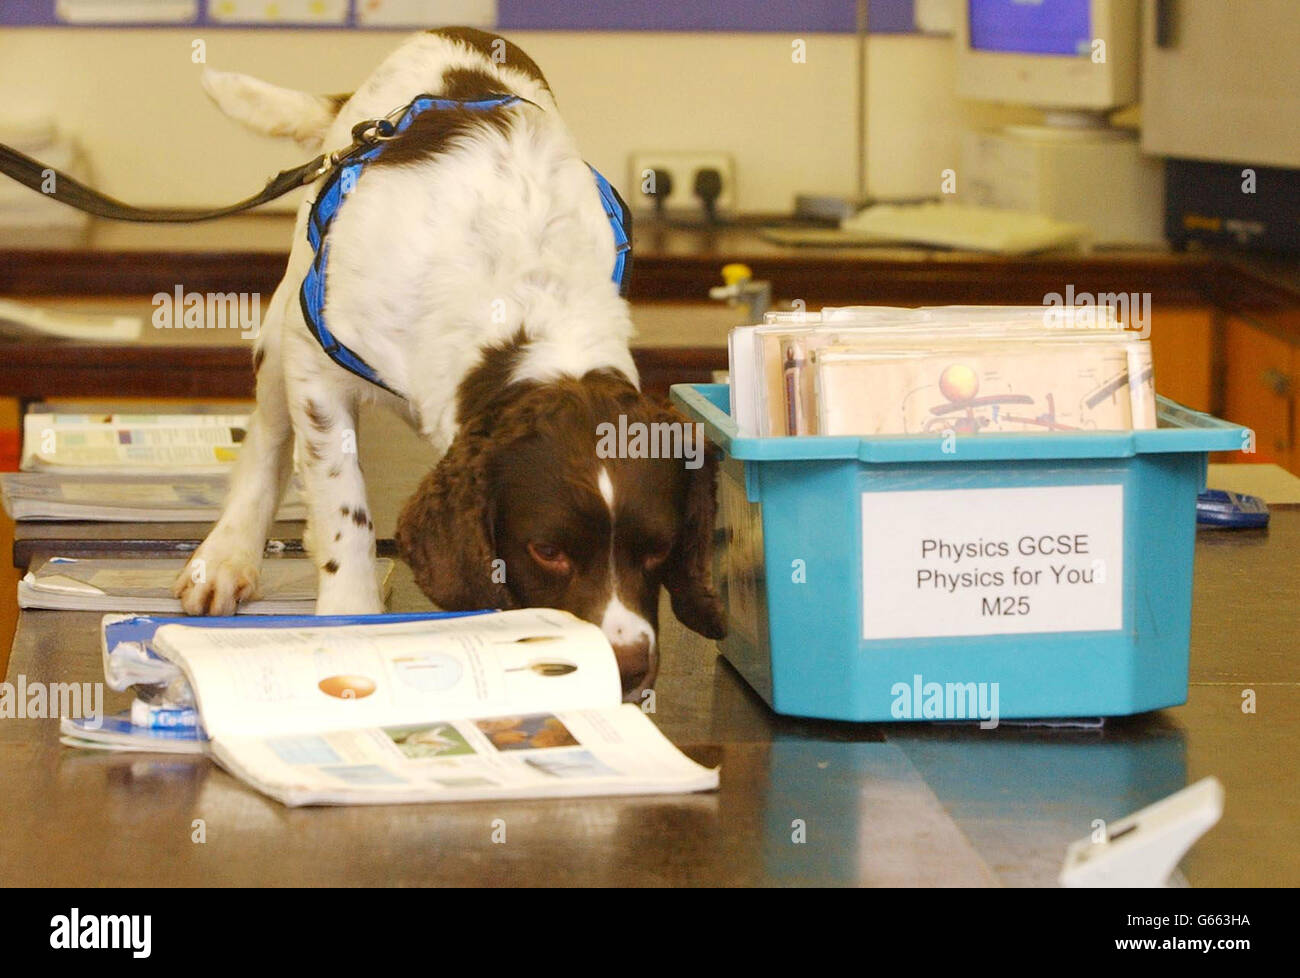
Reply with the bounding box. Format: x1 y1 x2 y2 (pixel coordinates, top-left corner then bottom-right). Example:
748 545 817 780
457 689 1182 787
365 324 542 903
67 609 718 806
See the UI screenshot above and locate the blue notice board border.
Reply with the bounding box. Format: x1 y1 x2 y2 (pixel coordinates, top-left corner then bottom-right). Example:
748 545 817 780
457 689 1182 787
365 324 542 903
0 1 916 33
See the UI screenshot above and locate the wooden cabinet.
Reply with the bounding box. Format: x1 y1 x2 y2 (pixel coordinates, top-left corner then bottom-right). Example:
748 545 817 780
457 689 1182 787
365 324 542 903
0 397 20 674
1224 316 1295 471
1148 305 1214 412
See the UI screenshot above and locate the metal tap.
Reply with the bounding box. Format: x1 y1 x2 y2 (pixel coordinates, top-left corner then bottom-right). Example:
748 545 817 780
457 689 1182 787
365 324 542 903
709 263 772 325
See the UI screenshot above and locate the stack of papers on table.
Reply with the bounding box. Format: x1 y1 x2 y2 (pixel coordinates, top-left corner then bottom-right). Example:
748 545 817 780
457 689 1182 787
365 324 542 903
1 471 307 522
19 555 394 614
20 412 247 474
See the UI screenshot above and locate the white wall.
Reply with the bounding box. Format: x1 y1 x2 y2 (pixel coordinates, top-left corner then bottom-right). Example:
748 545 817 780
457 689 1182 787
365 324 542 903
0 27 1034 213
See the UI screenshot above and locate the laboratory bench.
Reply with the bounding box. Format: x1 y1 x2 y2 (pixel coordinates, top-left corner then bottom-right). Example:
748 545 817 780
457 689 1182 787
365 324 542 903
3 215 1300 471
2 211 1298 882
3 400 1299 887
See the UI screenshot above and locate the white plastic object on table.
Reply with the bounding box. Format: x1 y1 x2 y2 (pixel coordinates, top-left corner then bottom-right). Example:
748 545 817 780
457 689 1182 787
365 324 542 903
1059 777 1225 887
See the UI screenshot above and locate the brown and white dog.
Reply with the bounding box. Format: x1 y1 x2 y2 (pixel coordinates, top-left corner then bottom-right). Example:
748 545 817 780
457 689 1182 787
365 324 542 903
174 27 725 698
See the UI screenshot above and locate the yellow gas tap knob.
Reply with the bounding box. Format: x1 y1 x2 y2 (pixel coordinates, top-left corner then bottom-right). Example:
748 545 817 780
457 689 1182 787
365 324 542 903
721 263 752 287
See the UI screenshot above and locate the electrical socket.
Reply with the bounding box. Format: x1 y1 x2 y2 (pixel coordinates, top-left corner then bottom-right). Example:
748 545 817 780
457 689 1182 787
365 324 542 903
628 152 737 217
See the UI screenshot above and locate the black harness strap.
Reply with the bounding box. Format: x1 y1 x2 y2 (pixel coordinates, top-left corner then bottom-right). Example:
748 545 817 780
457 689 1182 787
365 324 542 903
0 138 336 223
1 101 635 404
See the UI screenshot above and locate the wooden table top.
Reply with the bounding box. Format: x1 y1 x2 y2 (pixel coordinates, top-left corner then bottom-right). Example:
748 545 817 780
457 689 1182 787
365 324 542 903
4 516 1299 886
3 405 1298 885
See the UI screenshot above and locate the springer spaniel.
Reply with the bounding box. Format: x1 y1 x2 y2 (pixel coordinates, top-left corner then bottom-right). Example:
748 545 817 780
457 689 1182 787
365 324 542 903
174 27 725 698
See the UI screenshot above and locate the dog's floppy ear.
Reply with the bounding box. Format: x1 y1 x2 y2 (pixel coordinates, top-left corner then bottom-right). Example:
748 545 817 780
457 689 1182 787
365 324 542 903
663 438 727 640
396 429 516 612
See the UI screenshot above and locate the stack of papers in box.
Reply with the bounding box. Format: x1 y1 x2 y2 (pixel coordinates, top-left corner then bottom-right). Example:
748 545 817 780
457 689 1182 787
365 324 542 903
728 305 1156 437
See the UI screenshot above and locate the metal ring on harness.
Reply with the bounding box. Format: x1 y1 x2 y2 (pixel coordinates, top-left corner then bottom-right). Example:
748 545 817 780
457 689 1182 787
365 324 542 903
350 118 398 145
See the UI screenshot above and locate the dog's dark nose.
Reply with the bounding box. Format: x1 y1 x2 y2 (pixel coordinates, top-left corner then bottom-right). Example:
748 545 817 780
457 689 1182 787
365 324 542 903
612 637 654 701
600 600 657 700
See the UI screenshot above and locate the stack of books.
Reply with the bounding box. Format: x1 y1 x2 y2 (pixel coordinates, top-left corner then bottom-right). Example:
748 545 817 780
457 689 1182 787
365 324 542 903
19 554 394 613
2 408 339 615
2 408 308 520
19 409 248 475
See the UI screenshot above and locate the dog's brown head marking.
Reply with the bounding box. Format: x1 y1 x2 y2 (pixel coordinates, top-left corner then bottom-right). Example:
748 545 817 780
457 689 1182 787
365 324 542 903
396 338 725 698
441 67 508 101
427 27 551 92
370 29 551 172
371 99 515 170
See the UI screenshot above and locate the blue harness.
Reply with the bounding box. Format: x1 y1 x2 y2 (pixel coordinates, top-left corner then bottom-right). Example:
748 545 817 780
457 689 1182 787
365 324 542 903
300 93 633 398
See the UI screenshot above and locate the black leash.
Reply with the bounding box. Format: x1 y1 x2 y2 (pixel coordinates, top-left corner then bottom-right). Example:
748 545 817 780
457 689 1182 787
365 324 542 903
0 116 399 223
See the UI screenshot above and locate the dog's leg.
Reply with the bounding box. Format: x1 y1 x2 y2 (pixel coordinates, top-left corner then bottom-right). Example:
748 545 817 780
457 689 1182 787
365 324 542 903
174 281 295 615
283 334 383 616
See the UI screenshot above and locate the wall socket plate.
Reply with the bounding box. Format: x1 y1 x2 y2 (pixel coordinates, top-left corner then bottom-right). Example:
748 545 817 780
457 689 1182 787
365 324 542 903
628 152 737 216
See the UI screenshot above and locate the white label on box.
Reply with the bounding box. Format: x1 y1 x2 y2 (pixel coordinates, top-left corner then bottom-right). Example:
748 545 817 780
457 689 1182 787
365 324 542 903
861 485 1123 640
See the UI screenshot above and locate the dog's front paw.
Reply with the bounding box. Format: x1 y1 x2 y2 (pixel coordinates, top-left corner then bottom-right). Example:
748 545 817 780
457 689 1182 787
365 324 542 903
173 550 261 616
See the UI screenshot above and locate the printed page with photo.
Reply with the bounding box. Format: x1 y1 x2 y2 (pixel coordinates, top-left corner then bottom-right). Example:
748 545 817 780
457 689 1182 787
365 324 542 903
148 609 717 805
152 609 622 739
215 703 718 806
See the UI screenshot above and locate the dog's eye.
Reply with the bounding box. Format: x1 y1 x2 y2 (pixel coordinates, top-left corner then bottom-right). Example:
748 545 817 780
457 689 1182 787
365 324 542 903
527 542 572 574
643 544 672 570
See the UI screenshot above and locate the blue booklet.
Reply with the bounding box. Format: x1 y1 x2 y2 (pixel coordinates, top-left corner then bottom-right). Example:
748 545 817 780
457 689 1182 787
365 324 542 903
60 711 209 754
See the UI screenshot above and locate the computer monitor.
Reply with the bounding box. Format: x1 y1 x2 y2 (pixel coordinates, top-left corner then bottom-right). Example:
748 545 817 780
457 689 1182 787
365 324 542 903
956 0 1139 117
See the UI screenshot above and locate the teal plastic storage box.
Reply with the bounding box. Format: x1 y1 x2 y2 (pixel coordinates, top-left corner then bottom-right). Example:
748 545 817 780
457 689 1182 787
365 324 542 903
670 383 1248 723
